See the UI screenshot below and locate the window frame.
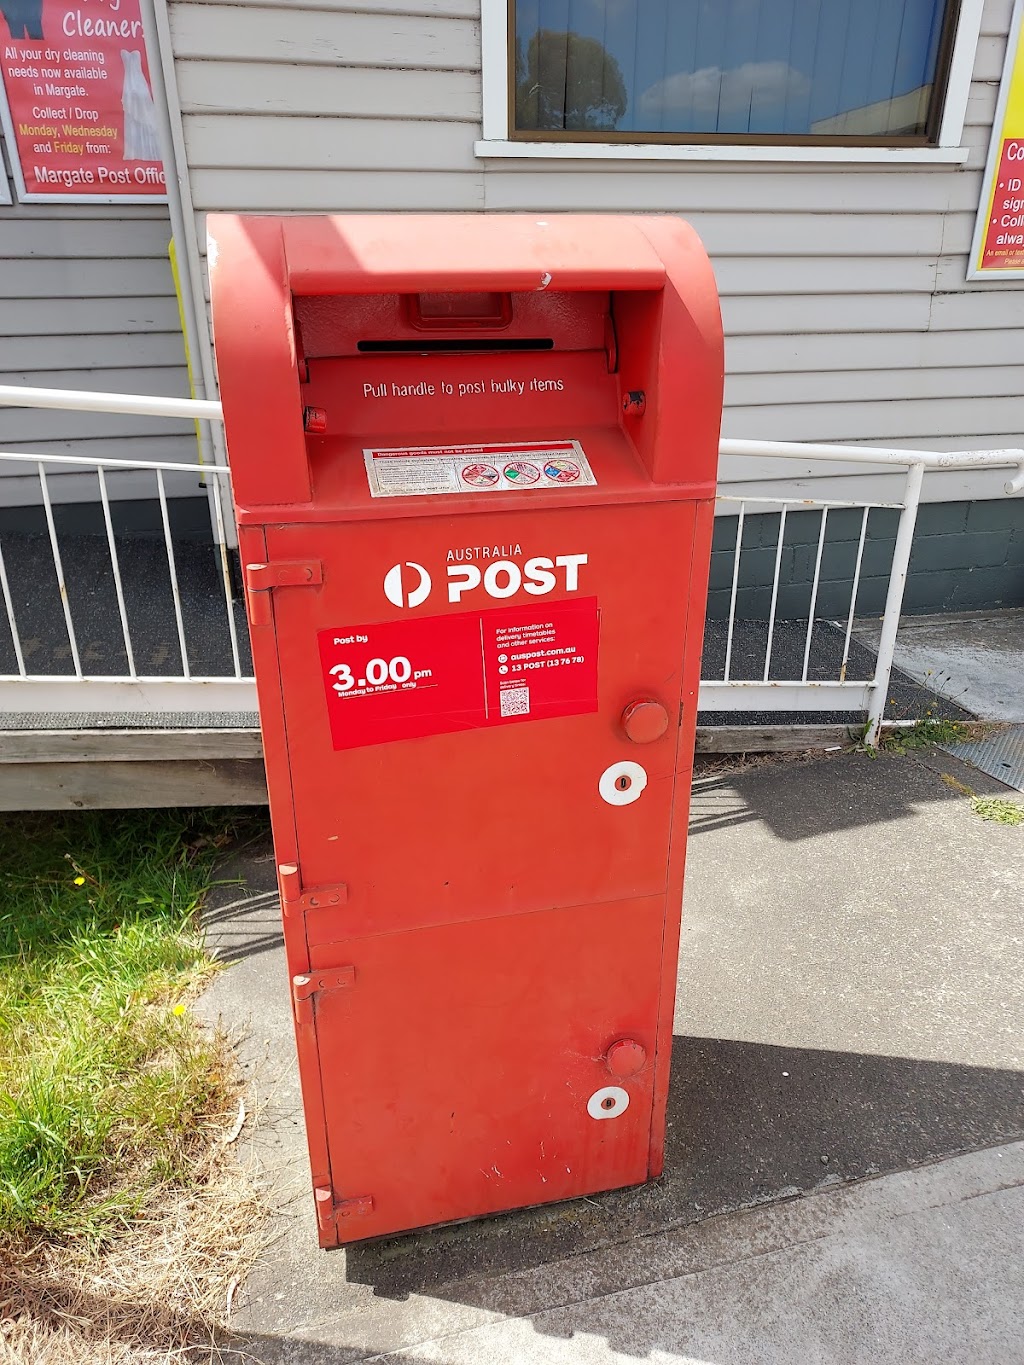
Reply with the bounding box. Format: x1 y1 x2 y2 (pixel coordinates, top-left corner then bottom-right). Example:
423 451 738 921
0 131 13 205
478 0 984 163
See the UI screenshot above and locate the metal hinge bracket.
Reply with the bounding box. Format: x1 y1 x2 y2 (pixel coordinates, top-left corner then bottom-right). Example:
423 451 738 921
290 885 348 914
244 560 322 590
314 1187 373 1237
244 559 322 625
278 863 348 917
291 968 356 1006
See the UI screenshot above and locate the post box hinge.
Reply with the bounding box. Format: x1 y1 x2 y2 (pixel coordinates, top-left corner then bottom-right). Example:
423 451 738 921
244 560 323 627
244 560 323 592
292 968 356 1007
314 1187 373 1235
278 863 348 916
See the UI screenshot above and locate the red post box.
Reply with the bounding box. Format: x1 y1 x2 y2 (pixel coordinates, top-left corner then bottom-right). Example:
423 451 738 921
209 214 723 1247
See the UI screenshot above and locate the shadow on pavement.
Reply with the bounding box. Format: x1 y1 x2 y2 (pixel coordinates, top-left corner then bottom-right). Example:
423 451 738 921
204 747 1024 1363
337 1034 1024 1300
203 888 285 964
227 1032 1024 1363
689 745 966 842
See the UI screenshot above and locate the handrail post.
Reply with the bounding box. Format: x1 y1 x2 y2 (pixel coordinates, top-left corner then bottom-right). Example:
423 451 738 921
865 461 925 747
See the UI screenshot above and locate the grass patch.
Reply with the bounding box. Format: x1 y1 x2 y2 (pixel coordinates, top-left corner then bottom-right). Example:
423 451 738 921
970 795 1024 826
0 807 268 1361
939 773 1024 826
1 1143 265 1365
881 717 970 753
0 809 255 1245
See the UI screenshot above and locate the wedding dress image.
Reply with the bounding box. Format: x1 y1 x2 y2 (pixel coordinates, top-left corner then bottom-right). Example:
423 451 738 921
0 0 44 40
121 48 161 161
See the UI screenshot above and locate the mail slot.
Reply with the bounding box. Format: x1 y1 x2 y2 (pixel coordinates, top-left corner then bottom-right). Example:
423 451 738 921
208 214 723 1246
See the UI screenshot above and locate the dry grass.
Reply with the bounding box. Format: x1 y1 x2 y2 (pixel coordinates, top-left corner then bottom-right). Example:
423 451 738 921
939 771 1024 825
694 745 844 779
0 810 270 1365
0 1064 266 1365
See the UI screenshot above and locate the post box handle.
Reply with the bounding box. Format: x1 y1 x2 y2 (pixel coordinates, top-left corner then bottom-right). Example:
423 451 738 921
406 292 513 332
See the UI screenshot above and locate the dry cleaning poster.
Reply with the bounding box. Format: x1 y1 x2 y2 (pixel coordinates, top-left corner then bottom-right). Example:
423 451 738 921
0 0 166 200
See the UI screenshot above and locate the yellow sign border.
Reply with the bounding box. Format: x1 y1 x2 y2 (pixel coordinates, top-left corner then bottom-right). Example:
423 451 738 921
970 0 1024 277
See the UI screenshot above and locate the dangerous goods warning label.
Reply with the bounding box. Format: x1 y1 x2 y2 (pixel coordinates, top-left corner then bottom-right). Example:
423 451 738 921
317 597 599 750
363 440 596 498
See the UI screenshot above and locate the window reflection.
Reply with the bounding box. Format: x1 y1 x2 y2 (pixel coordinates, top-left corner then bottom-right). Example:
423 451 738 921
514 0 952 140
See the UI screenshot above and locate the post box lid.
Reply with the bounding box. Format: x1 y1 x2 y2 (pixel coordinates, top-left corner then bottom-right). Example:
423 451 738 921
210 214 671 297
209 214 723 513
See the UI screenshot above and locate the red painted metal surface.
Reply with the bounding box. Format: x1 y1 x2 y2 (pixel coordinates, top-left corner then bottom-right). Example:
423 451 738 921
210 214 723 1246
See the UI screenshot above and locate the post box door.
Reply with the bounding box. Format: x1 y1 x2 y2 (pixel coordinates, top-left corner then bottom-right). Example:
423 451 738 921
262 499 700 942
301 894 666 1240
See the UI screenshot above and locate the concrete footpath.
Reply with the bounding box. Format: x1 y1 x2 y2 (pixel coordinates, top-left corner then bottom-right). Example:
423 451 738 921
200 745 1024 1364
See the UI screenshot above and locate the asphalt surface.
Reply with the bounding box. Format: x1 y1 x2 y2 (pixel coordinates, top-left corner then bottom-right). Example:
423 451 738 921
198 744 1024 1362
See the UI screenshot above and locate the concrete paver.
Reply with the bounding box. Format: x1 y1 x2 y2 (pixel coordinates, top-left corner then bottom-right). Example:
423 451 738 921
199 747 1024 1363
852 608 1024 721
231 1142 1024 1363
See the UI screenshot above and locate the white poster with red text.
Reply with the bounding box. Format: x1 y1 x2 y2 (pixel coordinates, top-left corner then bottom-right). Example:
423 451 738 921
0 0 166 201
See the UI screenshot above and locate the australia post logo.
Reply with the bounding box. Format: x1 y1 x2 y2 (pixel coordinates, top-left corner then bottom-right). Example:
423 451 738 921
383 548 588 609
383 561 432 609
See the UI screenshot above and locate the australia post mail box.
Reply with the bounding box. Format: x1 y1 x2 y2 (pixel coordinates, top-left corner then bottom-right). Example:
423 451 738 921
209 214 723 1247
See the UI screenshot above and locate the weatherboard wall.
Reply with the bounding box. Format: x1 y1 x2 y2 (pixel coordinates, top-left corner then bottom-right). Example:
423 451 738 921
0 142 195 503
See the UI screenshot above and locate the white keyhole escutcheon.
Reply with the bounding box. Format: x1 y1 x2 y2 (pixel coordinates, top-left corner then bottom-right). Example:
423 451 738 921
599 760 648 806
587 1086 630 1120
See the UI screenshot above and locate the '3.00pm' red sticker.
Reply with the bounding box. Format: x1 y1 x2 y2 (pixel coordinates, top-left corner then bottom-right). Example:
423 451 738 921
317 597 599 751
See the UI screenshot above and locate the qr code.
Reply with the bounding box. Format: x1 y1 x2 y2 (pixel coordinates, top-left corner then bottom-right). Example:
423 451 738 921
500 686 530 717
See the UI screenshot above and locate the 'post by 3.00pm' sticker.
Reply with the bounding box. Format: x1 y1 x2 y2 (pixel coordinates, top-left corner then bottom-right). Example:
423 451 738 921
318 598 599 750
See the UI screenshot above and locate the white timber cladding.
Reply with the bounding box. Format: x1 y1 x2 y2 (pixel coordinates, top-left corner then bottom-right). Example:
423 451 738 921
0 160 196 501
167 0 1023 500
164 0 1021 505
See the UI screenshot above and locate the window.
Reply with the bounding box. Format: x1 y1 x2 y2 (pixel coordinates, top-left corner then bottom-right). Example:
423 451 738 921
511 0 962 146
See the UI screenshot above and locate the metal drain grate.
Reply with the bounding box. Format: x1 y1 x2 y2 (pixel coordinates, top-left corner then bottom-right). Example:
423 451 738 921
942 725 1024 794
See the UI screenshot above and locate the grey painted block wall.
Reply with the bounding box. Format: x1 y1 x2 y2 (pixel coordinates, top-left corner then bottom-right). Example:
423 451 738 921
707 499 1024 621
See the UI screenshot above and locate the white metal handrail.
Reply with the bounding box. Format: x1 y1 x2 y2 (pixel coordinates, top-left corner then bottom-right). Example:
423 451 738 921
0 383 1021 742
0 446 243 700
0 384 224 423
721 436 1024 494
715 442 1023 741
0 449 230 474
